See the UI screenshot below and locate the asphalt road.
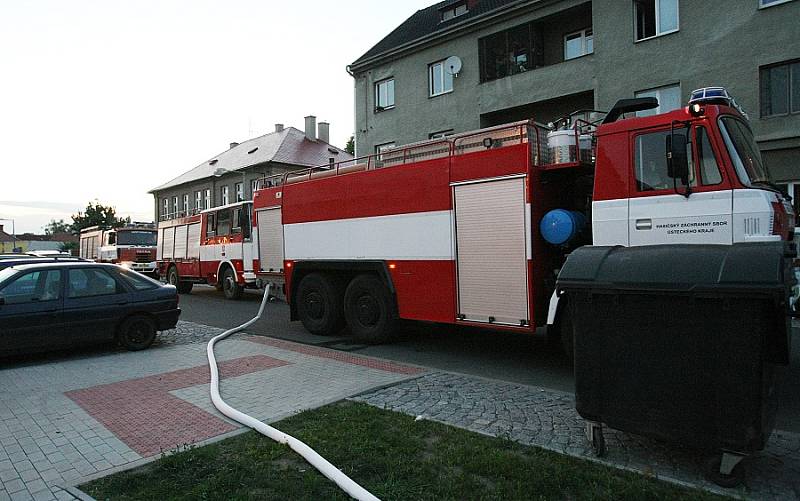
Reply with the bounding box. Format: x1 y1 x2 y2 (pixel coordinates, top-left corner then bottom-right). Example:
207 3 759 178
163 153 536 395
178 285 800 433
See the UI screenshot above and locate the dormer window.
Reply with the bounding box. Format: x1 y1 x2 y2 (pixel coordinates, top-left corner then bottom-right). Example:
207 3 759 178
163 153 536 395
441 2 468 22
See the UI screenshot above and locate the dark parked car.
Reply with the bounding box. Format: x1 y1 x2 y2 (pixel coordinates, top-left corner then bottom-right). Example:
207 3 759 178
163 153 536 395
0 262 180 355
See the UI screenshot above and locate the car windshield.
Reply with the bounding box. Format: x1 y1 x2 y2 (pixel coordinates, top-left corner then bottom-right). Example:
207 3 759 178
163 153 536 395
719 116 771 185
117 231 157 246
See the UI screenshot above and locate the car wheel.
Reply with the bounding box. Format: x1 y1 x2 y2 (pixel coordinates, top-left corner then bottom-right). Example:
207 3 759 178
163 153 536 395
222 267 242 300
118 315 157 351
296 273 344 336
343 274 396 344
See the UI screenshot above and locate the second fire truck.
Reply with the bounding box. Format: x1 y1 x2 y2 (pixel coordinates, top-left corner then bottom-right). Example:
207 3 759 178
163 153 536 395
79 223 158 276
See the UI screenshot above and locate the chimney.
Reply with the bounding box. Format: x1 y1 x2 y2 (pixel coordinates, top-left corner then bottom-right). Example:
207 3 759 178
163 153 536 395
318 121 330 144
275 123 284 133
229 142 239 149
304 115 317 141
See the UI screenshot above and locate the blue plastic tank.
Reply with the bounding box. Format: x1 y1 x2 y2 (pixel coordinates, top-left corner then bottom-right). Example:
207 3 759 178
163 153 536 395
540 209 586 245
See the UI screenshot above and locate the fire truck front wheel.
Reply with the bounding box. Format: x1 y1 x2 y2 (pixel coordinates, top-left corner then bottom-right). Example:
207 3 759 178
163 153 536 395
222 267 243 300
343 275 396 344
296 273 345 336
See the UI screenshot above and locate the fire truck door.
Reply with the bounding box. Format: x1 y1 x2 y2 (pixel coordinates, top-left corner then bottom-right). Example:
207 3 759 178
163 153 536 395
256 208 284 272
628 127 733 246
453 176 529 326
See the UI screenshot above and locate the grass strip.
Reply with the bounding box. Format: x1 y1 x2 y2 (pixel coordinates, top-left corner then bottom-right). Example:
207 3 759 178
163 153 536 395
82 401 726 500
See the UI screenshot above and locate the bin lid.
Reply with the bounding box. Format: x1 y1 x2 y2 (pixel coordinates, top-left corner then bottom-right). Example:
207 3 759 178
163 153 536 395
557 242 793 294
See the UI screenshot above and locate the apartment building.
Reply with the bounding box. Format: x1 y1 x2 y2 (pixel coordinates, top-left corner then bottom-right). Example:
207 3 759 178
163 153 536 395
349 0 799 206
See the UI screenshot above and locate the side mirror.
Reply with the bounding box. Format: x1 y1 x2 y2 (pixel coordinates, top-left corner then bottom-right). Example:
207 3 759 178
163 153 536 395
0 296 5 306
666 132 690 185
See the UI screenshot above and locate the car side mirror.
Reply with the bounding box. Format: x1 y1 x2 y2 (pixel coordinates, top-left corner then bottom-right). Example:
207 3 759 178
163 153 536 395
666 132 690 185
0 296 5 306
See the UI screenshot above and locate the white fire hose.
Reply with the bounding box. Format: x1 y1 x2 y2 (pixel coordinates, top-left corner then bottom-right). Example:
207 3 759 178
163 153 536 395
206 285 380 501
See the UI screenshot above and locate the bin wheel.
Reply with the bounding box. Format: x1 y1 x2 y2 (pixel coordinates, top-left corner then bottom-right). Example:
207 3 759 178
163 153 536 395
591 426 606 457
704 455 745 488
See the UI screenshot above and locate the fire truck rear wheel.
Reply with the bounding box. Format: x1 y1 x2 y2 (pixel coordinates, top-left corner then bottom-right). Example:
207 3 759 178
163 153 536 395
296 273 344 336
168 266 193 294
222 267 242 300
343 275 396 344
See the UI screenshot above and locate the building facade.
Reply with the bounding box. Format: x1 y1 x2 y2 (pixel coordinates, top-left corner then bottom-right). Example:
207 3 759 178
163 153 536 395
349 0 799 205
150 117 352 221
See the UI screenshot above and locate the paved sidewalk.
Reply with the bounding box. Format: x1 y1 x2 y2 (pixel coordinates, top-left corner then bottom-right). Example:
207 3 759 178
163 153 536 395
0 321 424 500
352 372 800 500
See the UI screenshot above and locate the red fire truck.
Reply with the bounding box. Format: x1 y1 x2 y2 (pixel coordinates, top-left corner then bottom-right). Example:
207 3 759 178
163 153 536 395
251 87 794 346
79 223 158 276
155 200 273 299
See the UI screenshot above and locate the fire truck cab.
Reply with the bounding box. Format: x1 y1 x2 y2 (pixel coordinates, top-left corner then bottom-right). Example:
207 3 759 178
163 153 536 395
79 223 158 276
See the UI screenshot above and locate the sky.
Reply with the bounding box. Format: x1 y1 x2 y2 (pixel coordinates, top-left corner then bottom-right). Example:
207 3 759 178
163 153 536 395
0 0 433 233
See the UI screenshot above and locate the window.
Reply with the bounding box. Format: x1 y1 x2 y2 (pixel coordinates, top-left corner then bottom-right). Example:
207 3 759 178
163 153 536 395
117 269 158 291
172 196 178 216
195 191 202 211
162 198 169 218
564 28 593 60
67 268 121 298
429 129 454 140
695 127 722 186
635 84 681 117
634 128 695 192
216 209 231 235
251 179 259 195
235 182 243 202
719 116 770 185
204 189 211 210
761 60 800 117
429 60 454 97
182 194 189 215
231 207 251 238
375 142 395 155
206 213 216 236
479 23 535 82
0 270 61 304
760 0 794 7
221 186 229 206
635 0 679 41
375 78 395 111
441 2 468 21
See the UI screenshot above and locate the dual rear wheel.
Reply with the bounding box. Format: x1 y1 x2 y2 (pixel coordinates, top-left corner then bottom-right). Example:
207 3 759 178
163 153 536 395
296 273 395 343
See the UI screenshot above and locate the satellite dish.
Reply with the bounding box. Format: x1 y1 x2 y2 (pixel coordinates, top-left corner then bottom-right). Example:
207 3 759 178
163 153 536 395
444 56 462 76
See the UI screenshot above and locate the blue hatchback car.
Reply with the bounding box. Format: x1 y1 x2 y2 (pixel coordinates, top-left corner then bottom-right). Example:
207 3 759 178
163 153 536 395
0 262 180 355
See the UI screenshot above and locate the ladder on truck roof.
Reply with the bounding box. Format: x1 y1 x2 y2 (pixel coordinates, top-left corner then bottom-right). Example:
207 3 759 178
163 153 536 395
253 120 591 190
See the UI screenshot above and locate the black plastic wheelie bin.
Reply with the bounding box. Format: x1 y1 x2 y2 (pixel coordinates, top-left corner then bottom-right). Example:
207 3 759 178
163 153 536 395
556 242 795 487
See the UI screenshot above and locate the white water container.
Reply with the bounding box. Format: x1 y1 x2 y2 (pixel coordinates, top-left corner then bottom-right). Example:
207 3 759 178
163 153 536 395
547 129 577 164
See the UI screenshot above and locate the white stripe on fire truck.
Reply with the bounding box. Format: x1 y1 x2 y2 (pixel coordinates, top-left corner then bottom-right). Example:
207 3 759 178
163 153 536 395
284 210 454 261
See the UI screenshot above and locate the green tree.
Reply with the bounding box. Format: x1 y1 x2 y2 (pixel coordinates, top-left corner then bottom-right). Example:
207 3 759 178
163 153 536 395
70 201 125 233
59 241 78 255
43 219 71 236
345 135 355 155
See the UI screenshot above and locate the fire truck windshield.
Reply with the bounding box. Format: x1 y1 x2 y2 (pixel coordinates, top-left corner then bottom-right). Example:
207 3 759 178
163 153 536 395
117 231 157 246
719 116 771 186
